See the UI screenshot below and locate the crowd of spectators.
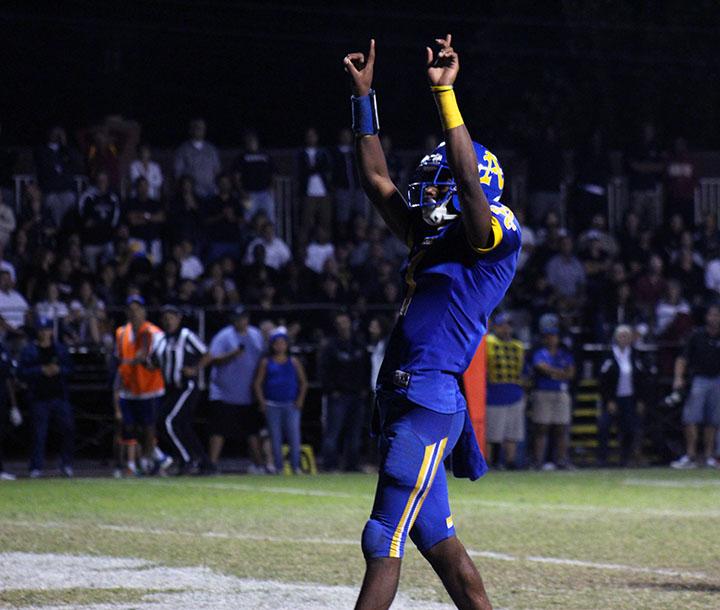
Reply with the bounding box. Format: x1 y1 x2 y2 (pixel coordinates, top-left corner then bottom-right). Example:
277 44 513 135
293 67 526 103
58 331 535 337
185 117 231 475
0 118 417 356
0 114 718 475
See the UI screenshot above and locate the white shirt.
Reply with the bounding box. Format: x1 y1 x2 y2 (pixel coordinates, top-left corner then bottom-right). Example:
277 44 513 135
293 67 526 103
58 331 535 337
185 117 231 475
305 147 327 197
705 259 720 294
369 338 386 391
517 223 536 270
244 237 292 270
0 289 29 329
36 301 69 321
613 345 634 397
129 160 164 200
305 242 335 274
180 255 204 280
0 261 16 284
655 299 691 335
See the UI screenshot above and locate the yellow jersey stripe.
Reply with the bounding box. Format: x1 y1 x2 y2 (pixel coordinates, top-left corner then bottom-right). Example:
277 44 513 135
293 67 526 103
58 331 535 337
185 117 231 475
405 437 448 536
388 442 436 558
468 215 503 253
399 250 426 317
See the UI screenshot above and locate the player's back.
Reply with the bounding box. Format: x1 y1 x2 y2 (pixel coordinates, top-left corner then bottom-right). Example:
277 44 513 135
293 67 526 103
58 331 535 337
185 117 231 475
377 203 521 412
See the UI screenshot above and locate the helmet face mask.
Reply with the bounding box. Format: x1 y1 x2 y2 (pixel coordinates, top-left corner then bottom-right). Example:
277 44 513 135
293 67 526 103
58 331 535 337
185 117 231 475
408 161 458 226
421 199 458 226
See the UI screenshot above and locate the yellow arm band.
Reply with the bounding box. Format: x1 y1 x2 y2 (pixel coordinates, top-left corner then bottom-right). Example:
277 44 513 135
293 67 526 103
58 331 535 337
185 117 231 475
431 85 464 131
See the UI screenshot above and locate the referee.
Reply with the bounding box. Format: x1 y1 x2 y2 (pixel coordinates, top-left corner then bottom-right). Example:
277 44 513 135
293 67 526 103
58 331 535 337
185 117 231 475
154 304 210 474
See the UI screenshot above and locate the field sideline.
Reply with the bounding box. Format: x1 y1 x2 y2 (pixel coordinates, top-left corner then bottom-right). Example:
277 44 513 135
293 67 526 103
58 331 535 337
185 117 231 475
1 469 719 609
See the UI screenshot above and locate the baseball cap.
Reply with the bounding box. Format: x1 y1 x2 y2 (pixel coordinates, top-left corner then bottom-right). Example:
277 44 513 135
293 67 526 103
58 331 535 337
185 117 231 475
36 316 53 330
539 313 560 335
269 326 289 343
160 303 181 315
126 294 146 307
230 305 249 319
493 312 512 326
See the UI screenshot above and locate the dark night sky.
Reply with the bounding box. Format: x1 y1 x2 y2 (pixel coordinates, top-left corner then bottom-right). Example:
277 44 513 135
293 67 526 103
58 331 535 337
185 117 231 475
2 1 720 150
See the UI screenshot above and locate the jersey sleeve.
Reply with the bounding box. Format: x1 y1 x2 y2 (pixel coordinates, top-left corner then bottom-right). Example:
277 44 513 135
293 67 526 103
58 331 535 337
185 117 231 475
530 349 544 368
209 331 226 357
467 203 522 261
186 330 208 355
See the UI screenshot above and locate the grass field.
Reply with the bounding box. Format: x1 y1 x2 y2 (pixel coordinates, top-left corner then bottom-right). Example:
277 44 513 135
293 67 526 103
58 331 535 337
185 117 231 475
1 468 719 609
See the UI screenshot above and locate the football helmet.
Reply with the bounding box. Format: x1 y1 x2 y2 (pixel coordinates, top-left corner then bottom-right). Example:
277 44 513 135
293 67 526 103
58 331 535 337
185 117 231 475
407 141 504 226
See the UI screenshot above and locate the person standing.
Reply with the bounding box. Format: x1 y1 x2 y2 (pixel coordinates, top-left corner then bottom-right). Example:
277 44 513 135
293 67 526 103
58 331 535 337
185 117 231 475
77 170 121 272
0 339 21 480
331 127 366 236
319 312 369 472
19 317 75 478
207 306 265 473
233 130 276 222
530 315 576 470
0 270 29 331
344 36 519 610
253 327 308 474
153 305 210 474
33 126 82 228
485 313 526 470
367 316 390 393
670 304 720 468
297 127 332 242
598 325 649 467
115 295 169 476
174 118 221 200
129 144 164 201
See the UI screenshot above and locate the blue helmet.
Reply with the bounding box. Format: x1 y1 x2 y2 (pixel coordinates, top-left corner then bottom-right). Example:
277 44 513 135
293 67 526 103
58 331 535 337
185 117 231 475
407 141 504 226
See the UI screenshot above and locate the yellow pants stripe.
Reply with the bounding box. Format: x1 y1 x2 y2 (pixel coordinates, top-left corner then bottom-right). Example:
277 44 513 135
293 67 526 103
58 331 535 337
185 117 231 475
388 442 436 557
406 437 448 536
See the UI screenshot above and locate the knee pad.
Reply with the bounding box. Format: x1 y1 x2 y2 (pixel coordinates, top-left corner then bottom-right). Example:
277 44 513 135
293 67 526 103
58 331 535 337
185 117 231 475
361 518 394 559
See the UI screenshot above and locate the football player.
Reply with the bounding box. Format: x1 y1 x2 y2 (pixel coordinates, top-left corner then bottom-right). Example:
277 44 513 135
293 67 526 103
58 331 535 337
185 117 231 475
344 35 521 610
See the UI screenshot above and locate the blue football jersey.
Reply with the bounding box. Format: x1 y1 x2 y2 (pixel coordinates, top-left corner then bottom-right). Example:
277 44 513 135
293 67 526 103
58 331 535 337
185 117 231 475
377 203 522 413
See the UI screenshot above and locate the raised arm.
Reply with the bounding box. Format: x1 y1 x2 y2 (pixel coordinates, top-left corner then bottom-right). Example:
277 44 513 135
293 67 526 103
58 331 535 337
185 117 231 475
344 40 411 243
426 35 493 250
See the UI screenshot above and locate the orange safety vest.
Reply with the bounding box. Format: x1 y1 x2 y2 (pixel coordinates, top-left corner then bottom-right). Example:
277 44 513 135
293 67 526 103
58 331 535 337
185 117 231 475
115 321 165 399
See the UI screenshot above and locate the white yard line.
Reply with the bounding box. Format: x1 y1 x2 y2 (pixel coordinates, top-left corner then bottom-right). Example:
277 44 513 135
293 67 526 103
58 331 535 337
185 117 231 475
4 520 714 581
456 498 720 519
0 552 454 609
125 479 720 519
76 477 358 498
623 477 720 489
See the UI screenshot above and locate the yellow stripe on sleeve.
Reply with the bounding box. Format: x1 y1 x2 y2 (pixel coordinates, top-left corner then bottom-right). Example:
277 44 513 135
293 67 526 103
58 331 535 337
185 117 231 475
468 216 503 254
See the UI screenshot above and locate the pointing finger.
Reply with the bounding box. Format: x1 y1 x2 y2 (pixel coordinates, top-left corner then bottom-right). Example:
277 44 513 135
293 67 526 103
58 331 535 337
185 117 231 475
367 38 376 66
447 33 452 46
426 46 434 66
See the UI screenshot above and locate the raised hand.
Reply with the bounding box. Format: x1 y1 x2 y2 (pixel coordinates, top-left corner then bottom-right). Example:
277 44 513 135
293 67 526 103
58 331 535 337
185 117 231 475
343 39 376 96
426 34 459 87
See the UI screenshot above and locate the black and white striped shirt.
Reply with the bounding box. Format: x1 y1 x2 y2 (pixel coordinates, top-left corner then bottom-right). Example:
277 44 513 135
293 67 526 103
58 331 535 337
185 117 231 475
153 328 207 388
